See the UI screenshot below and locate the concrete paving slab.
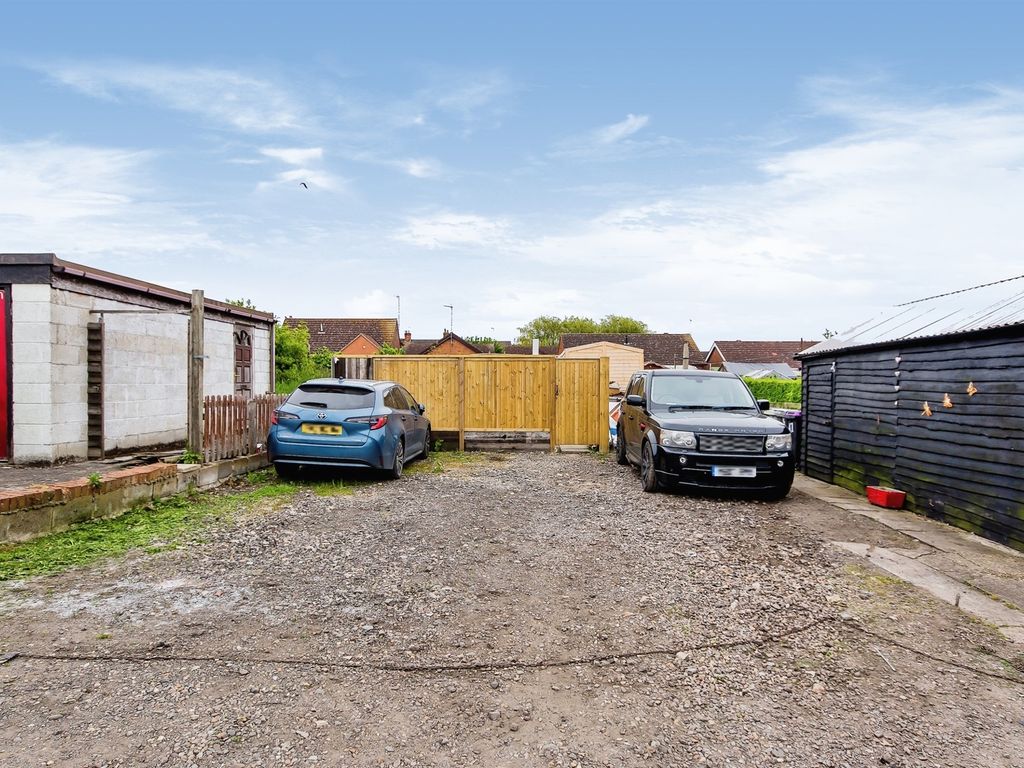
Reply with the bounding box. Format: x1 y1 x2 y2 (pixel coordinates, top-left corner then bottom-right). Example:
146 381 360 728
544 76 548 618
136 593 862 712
833 542 1024 644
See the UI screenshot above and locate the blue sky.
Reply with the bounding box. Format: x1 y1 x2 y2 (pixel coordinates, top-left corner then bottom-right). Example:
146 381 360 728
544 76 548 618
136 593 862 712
3 0 1024 347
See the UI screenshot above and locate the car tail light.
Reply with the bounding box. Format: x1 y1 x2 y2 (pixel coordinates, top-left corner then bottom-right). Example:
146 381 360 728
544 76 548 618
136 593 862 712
271 410 299 425
346 415 389 430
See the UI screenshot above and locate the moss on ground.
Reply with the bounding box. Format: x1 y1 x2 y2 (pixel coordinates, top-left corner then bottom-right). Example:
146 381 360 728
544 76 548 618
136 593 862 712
0 477 297 581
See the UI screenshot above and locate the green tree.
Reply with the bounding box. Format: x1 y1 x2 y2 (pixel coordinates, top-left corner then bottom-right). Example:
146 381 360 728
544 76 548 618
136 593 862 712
516 315 599 345
275 323 334 393
515 314 650 345
378 343 404 355
225 298 256 309
464 336 506 353
598 314 650 334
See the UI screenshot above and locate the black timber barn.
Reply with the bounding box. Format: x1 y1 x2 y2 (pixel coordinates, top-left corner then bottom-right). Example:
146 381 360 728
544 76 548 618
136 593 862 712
798 276 1024 551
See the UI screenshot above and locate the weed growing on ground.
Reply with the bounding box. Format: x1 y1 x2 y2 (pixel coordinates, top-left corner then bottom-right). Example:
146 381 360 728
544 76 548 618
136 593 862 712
87 472 103 489
405 451 480 476
0 478 298 581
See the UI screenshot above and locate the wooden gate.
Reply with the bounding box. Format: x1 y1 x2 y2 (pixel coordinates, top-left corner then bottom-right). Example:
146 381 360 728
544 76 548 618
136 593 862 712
372 355 609 451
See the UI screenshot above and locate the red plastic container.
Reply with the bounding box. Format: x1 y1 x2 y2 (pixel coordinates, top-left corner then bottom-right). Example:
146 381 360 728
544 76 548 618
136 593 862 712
866 486 906 509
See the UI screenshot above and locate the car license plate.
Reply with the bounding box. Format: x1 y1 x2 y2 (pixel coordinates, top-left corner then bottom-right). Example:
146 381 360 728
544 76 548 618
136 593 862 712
301 424 343 435
712 466 756 478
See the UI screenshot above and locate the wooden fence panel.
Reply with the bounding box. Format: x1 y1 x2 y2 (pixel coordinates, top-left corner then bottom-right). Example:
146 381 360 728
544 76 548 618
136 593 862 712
464 356 553 430
374 356 461 430
555 358 606 447
370 355 608 452
203 393 287 462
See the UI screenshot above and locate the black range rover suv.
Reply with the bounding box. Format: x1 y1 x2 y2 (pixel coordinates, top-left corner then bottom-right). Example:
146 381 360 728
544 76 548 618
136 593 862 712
616 369 794 499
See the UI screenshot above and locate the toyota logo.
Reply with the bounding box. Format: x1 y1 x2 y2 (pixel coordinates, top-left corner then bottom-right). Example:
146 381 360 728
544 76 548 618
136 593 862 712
316 412 327 420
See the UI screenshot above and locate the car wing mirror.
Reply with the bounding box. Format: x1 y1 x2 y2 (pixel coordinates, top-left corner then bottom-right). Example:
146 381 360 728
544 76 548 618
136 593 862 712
625 394 645 407
757 399 771 411
417 403 426 414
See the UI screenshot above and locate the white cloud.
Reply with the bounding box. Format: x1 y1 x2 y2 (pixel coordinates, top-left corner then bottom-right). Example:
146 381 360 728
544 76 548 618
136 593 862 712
393 212 511 249
595 113 650 144
260 147 324 165
519 85 1024 340
42 62 306 133
0 140 218 256
400 158 442 178
256 167 343 191
551 113 680 161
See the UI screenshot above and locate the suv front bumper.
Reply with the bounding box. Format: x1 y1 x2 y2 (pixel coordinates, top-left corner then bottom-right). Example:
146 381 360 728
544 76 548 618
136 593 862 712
654 446 794 490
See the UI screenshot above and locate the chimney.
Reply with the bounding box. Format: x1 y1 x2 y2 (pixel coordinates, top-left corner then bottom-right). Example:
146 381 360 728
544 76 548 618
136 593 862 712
532 338 540 355
683 342 690 369
403 330 412 345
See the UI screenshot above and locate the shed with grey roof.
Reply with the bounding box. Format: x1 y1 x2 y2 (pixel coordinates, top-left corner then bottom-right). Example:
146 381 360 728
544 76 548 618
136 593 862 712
797 274 1024 551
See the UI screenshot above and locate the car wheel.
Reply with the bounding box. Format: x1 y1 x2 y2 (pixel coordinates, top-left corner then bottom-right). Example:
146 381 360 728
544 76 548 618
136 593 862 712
274 462 298 481
615 429 629 465
422 429 431 460
640 442 661 493
758 479 793 502
387 439 405 479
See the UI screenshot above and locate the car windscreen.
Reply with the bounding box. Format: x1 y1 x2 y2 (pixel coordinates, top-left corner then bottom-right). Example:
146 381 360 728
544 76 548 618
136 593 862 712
287 385 375 411
648 376 756 409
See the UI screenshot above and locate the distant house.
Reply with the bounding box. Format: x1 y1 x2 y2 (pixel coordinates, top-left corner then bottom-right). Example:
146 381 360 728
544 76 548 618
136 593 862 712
283 317 400 355
0 254 275 463
705 340 814 377
403 331 482 356
559 333 703 369
559 341 643 393
504 343 559 355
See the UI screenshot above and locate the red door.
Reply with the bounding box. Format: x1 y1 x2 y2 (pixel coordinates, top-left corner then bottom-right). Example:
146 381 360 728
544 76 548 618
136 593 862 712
0 288 9 460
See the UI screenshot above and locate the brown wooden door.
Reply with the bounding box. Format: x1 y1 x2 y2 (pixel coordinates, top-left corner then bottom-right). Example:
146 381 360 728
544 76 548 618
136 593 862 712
234 326 253 397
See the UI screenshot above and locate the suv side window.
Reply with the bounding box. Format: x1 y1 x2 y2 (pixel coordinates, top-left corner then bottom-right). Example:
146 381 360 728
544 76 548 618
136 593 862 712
634 374 646 400
626 375 640 397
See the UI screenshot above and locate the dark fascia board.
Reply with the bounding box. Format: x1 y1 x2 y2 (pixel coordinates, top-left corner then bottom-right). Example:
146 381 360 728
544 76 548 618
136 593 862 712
797 322 1024 360
0 254 274 324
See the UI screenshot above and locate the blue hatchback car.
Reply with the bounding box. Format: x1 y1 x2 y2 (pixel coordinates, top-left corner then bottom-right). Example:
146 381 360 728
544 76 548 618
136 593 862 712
267 378 431 479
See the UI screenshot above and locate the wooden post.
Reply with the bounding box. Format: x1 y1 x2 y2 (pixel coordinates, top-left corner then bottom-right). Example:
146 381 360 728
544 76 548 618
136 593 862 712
457 357 466 452
187 290 205 453
549 358 558 452
597 356 610 453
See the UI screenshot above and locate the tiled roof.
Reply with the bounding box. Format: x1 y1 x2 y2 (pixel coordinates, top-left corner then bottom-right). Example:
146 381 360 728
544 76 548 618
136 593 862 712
504 344 559 355
283 317 399 352
710 340 815 367
403 333 483 355
560 333 702 367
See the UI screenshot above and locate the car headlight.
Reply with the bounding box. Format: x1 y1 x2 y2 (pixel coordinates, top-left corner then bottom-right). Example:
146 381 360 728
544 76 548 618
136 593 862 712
766 433 792 452
660 429 697 449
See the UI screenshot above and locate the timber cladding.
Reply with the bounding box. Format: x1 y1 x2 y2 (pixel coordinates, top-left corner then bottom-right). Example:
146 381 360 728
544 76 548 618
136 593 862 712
801 328 1024 551
373 355 610 451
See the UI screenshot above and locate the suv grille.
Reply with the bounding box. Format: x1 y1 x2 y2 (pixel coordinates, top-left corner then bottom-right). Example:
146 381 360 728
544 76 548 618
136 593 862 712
698 434 764 454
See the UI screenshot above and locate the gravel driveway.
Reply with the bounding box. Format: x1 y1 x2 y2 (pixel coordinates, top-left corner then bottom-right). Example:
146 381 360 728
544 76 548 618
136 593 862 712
1 453 1022 767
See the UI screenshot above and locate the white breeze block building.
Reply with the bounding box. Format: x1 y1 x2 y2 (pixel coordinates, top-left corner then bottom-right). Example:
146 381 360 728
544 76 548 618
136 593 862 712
0 254 275 463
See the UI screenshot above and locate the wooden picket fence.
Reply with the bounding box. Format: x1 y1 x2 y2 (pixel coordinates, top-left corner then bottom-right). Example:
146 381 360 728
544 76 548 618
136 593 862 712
202 393 287 462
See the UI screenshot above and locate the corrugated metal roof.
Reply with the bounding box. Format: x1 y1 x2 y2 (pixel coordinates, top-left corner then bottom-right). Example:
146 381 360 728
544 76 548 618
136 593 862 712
722 361 800 379
801 274 1024 357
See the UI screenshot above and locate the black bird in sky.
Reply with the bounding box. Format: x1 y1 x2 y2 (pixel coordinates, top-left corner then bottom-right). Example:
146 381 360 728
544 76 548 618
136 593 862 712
299 182 308 189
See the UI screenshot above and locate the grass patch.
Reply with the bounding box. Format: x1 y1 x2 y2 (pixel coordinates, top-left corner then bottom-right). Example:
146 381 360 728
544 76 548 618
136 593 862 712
842 563 903 592
0 478 298 581
406 451 484 476
310 478 370 496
